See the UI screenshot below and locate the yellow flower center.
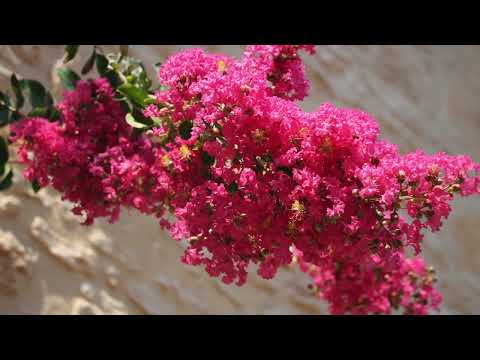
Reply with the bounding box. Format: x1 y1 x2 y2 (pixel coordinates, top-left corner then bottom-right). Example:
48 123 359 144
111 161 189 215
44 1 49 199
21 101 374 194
179 144 191 160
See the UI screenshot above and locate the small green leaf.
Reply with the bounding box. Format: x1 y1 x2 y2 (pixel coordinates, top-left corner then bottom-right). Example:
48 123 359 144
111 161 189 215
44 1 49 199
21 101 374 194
111 62 121 72
63 45 80 63
0 90 9 106
81 48 97 75
0 92 10 126
9 111 23 123
0 136 9 164
227 181 238 194
125 113 148 129
95 53 122 88
0 104 9 127
118 100 131 114
0 162 5 179
48 107 61 121
96 53 109 75
179 120 193 140
10 73 25 109
19 79 48 109
0 166 13 191
57 68 81 90
202 152 215 167
104 71 122 89
45 92 54 109
144 95 157 105
31 179 41 193
29 107 49 117
118 83 149 107
277 166 293 177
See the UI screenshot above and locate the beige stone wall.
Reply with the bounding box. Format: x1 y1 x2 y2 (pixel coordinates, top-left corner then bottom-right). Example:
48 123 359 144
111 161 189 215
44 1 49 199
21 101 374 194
0 45 479 314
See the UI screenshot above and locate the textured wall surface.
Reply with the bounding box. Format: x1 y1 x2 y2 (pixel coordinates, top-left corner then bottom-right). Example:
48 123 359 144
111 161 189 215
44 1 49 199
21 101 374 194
0 45 479 314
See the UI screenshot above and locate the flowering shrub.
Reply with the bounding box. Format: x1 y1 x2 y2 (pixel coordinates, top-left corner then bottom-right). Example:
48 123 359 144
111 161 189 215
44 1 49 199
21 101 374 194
1 45 479 314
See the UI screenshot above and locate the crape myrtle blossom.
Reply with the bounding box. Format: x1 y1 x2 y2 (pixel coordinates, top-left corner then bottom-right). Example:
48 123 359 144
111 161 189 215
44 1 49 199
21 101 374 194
293 246 443 315
10 78 170 225
10 45 480 314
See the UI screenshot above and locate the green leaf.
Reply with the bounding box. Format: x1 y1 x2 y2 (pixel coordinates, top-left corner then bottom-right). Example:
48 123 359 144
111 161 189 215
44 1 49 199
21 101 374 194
19 79 48 109
0 166 13 191
95 53 122 88
96 53 109 75
0 136 9 164
0 108 9 127
179 120 193 140
57 68 80 90
0 161 9 175
63 45 80 63
144 95 157 105
277 166 293 177
227 181 238 194
0 90 9 106
9 111 23 123
202 152 215 167
45 92 54 109
29 107 49 117
10 73 24 109
118 83 149 107
31 179 41 193
104 71 122 89
81 48 97 75
118 100 131 114
125 113 148 129
0 92 10 126
0 162 13 191
48 107 61 121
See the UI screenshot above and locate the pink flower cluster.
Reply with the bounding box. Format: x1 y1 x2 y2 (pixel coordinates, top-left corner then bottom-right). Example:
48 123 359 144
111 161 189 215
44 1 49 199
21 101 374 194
293 247 443 315
11 45 480 314
10 78 168 224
